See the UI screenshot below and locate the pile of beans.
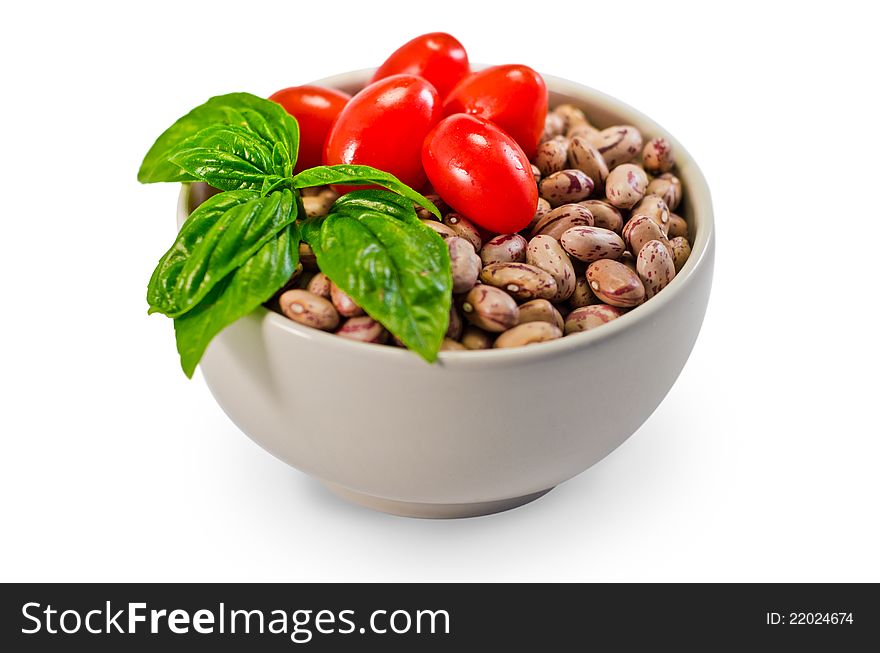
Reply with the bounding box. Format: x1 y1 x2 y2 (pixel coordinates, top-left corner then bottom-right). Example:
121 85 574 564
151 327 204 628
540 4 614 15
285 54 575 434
274 104 693 351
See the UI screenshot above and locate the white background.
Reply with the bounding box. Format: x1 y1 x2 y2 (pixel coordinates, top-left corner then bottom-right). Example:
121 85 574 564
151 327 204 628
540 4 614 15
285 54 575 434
1 0 878 582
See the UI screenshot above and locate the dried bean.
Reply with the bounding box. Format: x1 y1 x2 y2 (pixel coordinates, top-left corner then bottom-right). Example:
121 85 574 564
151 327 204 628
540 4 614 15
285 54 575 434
579 200 624 233
526 234 576 301
441 338 467 351
517 299 565 331
560 226 626 262
605 163 648 209
531 203 594 240
336 316 387 343
446 304 463 340
636 239 676 298
529 197 552 230
494 322 562 348
539 169 594 206
279 290 340 331
420 218 457 239
480 233 528 265
623 215 672 258
480 262 558 301
443 213 482 251
588 125 643 168
564 305 625 334
646 173 682 211
542 112 565 141
415 193 449 220
461 285 520 332
461 326 494 349
531 164 541 184
330 282 365 317
306 272 331 298
642 137 675 173
448 236 482 294
567 122 600 140
670 236 692 272
302 194 334 218
567 135 609 192
534 138 569 176
569 275 600 309
553 103 589 130
667 213 688 239
586 259 646 308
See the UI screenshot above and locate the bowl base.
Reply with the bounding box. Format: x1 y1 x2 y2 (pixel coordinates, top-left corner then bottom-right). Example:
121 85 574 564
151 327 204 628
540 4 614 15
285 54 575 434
323 483 554 519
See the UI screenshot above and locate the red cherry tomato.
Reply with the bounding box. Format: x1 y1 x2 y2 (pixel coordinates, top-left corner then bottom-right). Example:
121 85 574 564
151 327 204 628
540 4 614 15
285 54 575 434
422 114 537 234
268 85 350 174
371 32 470 99
324 74 441 190
443 64 547 159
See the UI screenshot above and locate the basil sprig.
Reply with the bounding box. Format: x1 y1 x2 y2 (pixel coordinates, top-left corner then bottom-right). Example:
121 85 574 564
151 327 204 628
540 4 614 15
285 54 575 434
140 93 449 376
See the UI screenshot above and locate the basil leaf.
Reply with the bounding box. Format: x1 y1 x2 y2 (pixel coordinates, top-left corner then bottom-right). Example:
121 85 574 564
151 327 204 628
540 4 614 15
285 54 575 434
310 194 451 361
138 92 299 184
173 223 300 378
148 189 296 318
292 164 440 219
167 125 288 191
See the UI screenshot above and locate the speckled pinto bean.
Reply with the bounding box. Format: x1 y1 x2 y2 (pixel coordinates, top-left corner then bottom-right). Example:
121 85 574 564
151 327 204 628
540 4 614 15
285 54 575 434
586 259 646 308
441 338 467 351
670 236 692 272
443 213 482 251
494 321 562 348
560 226 626 263
336 316 387 343
529 198 552 230
578 200 624 233
645 173 682 211
306 271 332 298
420 219 457 239
542 112 565 141
302 194 334 218
623 215 672 258
279 290 340 331
569 275 601 308
588 125 643 168
567 122 600 140
564 304 625 334
298 242 318 270
480 262 558 301
526 235 576 301
447 304 463 340
330 282 365 317
567 135 609 192
539 169 595 207
534 138 569 176
531 164 542 185
631 194 670 235
619 250 637 272
636 239 676 298
531 203 594 240
667 213 688 240
605 164 648 209
461 285 520 332
461 325 494 349
415 193 449 220
480 233 528 265
517 298 565 331
642 137 675 174
447 236 482 294
553 103 589 130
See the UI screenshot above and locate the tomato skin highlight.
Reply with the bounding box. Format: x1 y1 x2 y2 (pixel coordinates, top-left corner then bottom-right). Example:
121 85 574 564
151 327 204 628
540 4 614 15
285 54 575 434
443 64 548 159
268 85 350 173
324 74 442 191
422 114 538 234
371 32 470 99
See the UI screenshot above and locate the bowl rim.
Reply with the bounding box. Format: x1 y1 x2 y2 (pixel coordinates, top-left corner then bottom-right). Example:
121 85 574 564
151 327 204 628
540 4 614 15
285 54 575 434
179 68 714 368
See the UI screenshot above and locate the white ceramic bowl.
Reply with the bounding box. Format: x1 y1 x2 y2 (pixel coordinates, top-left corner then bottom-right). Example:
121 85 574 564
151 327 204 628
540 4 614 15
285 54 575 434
178 69 715 518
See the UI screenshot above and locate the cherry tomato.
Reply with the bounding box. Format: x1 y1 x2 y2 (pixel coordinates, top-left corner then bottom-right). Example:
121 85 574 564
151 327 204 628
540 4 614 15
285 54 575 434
422 114 538 233
371 32 470 99
443 64 547 159
268 85 350 173
324 74 441 190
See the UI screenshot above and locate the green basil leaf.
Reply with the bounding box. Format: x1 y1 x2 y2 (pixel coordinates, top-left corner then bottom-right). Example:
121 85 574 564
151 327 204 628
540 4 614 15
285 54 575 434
292 164 440 219
148 189 296 318
138 92 299 184
167 124 288 191
173 223 300 378
310 196 451 362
